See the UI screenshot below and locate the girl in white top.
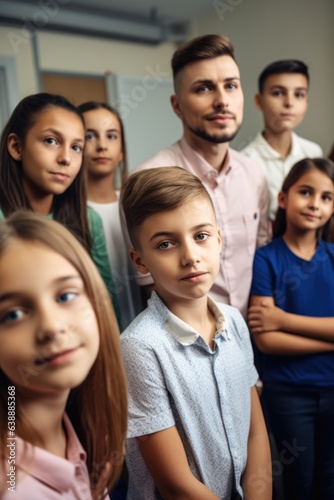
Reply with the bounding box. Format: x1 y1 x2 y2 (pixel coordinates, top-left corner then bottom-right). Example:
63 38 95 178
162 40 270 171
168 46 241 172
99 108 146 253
79 102 142 330
0 212 127 499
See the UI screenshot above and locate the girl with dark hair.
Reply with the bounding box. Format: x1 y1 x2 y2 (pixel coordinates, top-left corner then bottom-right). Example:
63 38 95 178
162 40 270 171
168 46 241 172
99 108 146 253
0 211 127 499
0 93 120 324
248 158 334 499
78 101 141 329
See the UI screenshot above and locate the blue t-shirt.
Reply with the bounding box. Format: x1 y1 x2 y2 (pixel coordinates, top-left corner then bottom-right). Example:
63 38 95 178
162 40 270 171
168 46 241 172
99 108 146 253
251 236 334 387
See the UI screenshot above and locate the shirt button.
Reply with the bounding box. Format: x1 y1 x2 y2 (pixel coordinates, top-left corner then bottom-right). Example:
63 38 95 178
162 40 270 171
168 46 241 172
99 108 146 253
206 171 218 187
207 170 217 179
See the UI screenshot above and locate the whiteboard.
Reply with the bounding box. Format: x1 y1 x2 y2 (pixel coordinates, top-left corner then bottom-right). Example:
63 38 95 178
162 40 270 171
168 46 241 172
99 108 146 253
106 73 182 172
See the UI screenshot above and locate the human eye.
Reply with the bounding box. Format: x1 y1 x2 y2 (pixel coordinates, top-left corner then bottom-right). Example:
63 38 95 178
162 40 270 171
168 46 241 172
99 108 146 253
225 82 238 91
157 241 174 250
86 132 96 141
299 188 311 196
195 232 209 242
44 137 57 145
295 91 306 99
195 84 211 93
107 133 118 140
72 144 83 153
0 308 26 324
322 193 333 202
57 291 78 303
271 90 284 97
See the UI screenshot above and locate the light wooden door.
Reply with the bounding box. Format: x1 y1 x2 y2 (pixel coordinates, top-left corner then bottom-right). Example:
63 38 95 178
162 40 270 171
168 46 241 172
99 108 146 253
42 73 107 106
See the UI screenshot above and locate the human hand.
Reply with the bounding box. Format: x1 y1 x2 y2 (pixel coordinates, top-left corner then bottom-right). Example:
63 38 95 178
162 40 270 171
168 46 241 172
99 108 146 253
248 301 285 333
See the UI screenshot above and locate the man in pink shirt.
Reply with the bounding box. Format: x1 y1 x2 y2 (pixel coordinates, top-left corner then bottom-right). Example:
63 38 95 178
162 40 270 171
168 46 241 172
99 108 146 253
133 34 270 318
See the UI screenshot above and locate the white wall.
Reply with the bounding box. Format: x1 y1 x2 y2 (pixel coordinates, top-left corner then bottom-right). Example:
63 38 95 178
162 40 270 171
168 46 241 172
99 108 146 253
37 31 176 77
0 25 176 95
0 25 38 97
0 0 333 154
190 0 334 154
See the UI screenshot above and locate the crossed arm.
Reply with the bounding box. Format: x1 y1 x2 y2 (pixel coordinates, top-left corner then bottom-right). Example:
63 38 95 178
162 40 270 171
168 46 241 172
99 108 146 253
248 295 334 355
136 386 271 500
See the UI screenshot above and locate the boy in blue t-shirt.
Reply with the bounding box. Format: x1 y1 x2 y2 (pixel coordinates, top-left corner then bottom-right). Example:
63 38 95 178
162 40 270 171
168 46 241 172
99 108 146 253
120 166 271 499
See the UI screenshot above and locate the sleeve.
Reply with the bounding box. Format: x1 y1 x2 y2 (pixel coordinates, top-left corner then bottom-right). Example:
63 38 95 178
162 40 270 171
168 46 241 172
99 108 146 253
250 247 274 297
121 338 175 438
87 206 122 326
256 171 271 248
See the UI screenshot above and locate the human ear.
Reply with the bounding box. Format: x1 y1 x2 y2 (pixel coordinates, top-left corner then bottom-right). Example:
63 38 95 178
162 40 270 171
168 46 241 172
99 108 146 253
217 227 222 251
254 93 262 111
170 95 183 120
278 191 286 209
7 133 22 161
129 248 150 275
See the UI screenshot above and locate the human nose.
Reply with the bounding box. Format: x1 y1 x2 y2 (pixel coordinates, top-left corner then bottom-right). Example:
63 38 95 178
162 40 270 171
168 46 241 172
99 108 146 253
96 137 107 151
36 303 68 344
180 240 201 266
57 145 71 166
308 195 320 210
283 92 294 108
213 86 228 109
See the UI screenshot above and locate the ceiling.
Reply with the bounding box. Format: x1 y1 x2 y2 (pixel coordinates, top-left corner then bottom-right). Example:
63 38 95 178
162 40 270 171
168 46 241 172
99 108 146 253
0 0 215 44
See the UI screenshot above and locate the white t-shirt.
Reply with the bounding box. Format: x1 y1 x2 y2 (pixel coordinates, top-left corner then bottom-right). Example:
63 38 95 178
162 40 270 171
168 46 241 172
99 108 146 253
242 132 323 220
88 194 142 330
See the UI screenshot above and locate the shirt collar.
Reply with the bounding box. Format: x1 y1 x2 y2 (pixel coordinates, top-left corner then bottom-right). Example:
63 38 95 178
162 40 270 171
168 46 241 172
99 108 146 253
179 136 232 178
220 148 232 174
257 131 300 159
15 414 87 493
256 132 281 159
289 132 303 157
163 295 229 346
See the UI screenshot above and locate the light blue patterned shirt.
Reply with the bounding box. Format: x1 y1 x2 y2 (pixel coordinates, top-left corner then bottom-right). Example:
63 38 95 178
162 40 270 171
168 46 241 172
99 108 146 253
121 292 258 499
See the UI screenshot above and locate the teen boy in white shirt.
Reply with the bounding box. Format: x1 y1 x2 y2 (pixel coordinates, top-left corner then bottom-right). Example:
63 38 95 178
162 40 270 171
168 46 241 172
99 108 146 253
242 60 323 221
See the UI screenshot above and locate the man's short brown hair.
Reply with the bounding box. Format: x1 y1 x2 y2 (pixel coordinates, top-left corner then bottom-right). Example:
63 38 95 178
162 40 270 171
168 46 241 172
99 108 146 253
172 34 235 80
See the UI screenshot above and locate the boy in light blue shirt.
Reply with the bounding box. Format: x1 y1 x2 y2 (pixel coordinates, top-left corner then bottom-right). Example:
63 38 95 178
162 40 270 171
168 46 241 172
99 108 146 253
120 166 271 499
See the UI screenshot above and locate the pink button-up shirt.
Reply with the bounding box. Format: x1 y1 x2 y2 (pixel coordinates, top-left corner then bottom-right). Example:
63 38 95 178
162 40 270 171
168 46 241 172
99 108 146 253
132 137 270 318
1 414 105 499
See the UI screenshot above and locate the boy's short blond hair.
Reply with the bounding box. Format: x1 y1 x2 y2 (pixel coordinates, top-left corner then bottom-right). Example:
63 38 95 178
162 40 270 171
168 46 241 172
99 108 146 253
121 166 215 248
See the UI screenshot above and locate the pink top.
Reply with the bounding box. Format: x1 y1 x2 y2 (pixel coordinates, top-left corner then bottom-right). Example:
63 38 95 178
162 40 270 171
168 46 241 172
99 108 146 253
133 138 270 318
1 414 104 499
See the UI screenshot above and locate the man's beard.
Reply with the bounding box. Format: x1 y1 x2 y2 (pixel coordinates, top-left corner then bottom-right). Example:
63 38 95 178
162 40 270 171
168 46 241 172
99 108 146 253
187 123 240 144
